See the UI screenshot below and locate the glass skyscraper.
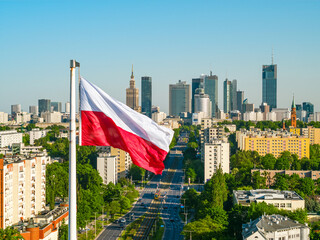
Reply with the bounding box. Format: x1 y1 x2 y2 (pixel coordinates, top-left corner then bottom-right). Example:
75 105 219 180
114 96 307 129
262 64 277 109
38 99 51 114
192 78 203 113
141 76 152 118
204 73 218 117
169 80 191 116
223 79 232 114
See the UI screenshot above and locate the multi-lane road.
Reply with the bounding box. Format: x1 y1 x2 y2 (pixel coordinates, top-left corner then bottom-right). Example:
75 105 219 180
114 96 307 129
97 140 187 240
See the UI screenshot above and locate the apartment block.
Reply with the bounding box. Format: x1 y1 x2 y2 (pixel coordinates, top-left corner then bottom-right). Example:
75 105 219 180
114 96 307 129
0 155 47 228
29 128 49 145
0 130 23 148
40 111 62 123
0 112 8 124
97 153 117 184
110 147 132 180
236 129 309 159
233 189 305 211
204 140 230 182
242 215 310 240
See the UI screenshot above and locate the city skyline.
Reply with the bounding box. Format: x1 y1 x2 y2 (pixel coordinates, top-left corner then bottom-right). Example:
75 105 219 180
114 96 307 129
1 0 319 114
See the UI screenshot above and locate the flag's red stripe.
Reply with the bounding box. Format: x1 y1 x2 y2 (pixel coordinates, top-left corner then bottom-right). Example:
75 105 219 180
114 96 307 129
81 110 167 174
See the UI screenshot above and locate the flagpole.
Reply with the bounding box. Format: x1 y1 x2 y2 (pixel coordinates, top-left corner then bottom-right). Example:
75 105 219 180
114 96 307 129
69 60 78 239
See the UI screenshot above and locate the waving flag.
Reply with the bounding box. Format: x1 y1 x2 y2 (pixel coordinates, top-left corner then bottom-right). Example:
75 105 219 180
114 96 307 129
80 77 174 174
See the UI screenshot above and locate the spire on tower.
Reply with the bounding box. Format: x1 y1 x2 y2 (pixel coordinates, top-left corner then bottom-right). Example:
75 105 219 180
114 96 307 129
292 94 296 109
131 64 134 79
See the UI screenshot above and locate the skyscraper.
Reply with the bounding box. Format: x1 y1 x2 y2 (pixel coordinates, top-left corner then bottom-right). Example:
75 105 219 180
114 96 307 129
194 88 212 117
303 102 314 121
11 104 21 116
29 106 38 116
236 91 244 112
223 79 232 114
192 78 203 113
38 99 51 114
126 65 139 111
169 80 191 116
204 72 218 117
262 64 277 109
231 79 237 111
51 102 62 112
141 76 152 118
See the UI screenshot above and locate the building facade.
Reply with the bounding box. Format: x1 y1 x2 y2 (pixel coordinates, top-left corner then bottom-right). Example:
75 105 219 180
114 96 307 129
51 102 62 112
110 147 132 180
262 64 277 109
126 66 139 111
192 78 203 113
236 91 244 112
169 80 191 116
231 79 237 111
141 76 152 118
0 130 23 148
97 153 117 184
29 106 39 116
38 99 51 115
0 112 8 124
204 73 218 117
193 88 212 118
223 79 232 114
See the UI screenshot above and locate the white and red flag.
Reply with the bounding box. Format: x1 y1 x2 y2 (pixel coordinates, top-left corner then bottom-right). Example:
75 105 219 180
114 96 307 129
80 77 174 174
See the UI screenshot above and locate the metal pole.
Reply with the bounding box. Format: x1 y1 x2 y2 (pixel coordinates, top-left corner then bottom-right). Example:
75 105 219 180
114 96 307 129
68 59 78 240
95 212 97 236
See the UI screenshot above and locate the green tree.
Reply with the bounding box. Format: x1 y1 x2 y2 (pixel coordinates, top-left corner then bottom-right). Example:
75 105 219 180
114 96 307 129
109 201 121 218
261 154 276 169
181 188 199 209
23 134 30 146
0 227 23 240
252 171 266 189
58 220 68 240
119 196 131 213
26 123 36 131
186 168 197 183
128 165 146 181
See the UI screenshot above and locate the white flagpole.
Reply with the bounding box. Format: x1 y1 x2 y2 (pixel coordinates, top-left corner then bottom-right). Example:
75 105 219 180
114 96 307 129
69 60 78 239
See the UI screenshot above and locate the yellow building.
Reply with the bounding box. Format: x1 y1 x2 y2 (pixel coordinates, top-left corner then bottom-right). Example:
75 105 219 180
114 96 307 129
243 135 309 159
306 126 320 145
289 127 301 136
110 147 132 179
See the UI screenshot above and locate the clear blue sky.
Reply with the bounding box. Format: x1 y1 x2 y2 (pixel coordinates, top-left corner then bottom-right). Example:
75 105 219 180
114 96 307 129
1 0 319 114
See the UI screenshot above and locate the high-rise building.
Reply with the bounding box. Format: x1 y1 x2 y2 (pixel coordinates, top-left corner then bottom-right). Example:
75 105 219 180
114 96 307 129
223 79 232 114
29 106 38 116
303 102 314 121
126 65 139 110
110 147 132 180
236 91 244 112
169 80 191 116
204 73 218 117
51 102 62 112
38 99 51 114
11 104 21 117
141 76 152 118
192 78 202 113
97 153 117 184
262 64 277 109
193 88 212 118
231 79 237 111
65 102 70 113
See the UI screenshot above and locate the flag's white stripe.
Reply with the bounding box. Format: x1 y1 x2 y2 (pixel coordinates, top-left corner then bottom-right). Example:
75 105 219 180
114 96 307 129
80 77 174 152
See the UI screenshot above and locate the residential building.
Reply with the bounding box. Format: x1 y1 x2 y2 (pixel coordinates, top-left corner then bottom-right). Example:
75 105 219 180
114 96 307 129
41 111 62 123
194 88 212 118
51 102 62 112
233 189 305 211
236 128 310 159
29 106 38 116
202 126 226 144
0 130 22 147
152 112 167 124
236 91 244 112
126 66 139 111
29 128 49 145
304 126 320 145
192 77 203 113
0 156 47 228
141 76 152 118
97 153 117 184
0 112 8 124
315 112 320 122
110 147 132 180
260 102 270 121
262 64 277 109
169 80 191 116
204 140 229 182
271 108 291 121
242 214 310 240
223 79 232 114
204 73 218 117
231 79 237 111
38 99 51 114
16 112 31 124
251 169 320 187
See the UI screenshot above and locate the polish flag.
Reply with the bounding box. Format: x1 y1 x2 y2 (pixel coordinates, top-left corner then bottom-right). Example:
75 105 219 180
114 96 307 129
80 77 174 174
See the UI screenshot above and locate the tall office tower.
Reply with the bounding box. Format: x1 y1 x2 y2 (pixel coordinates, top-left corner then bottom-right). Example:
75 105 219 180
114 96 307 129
231 79 237 111
262 64 277 109
291 96 297 128
11 104 21 116
236 91 244 112
169 80 191 116
192 78 202 113
110 147 132 180
141 76 152 118
303 102 314 121
204 72 218 117
65 102 70 113
194 88 212 118
38 99 51 114
51 102 62 112
126 65 139 110
29 106 38 116
223 79 232 114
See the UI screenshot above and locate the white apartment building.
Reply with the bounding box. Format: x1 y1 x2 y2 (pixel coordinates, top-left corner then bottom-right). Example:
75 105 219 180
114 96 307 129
152 112 167 124
16 112 31 124
242 215 310 240
0 130 23 147
204 140 230 182
271 108 291 121
97 153 117 184
29 128 49 145
233 189 305 211
1 155 47 228
41 111 62 123
0 112 8 124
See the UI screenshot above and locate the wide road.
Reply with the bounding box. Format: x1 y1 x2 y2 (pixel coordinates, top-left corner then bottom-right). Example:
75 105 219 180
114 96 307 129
97 144 185 240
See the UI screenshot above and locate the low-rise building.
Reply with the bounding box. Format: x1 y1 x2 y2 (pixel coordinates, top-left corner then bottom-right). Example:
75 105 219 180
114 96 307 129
29 128 50 145
41 111 62 123
242 214 310 240
0 130 22 147
233 189 305 211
